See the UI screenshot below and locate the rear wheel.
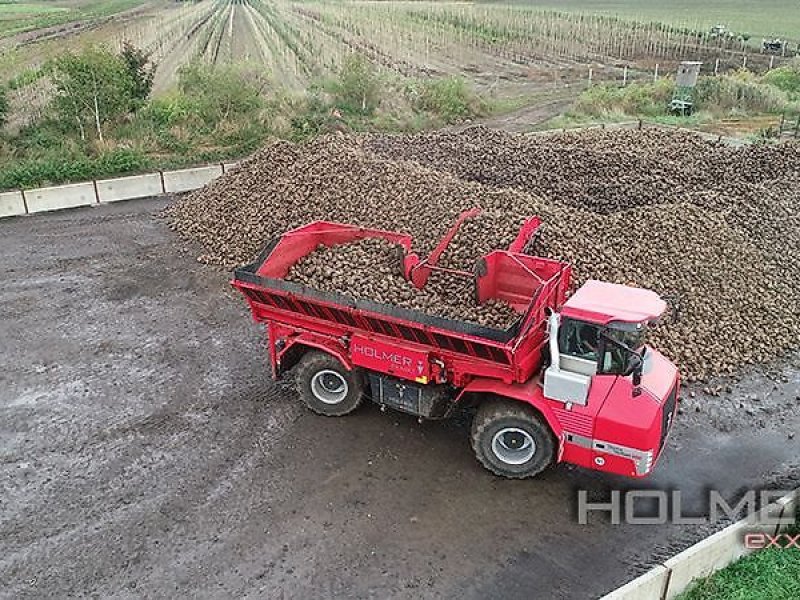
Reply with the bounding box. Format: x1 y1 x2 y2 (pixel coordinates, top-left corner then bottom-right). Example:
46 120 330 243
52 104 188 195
295 351 364 416
471 399 556 479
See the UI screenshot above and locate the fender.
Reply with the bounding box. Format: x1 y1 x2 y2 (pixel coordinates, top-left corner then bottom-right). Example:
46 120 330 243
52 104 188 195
457 377 565 460
277 332 353 374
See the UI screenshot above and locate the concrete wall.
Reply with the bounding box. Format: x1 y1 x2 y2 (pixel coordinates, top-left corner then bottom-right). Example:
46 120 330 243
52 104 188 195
0 190 26 218
162 165 223 193
96 173 163 203
24 182 97 214
0 162 232 220
602 565 669 600
663 522 751 599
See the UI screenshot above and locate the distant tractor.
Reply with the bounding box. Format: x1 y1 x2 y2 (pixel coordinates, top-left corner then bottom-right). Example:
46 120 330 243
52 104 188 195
709 24 727 38
670 61 702 116
762 39 785 54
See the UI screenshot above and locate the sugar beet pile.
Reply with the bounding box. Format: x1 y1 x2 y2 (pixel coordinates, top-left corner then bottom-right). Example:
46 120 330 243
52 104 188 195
164 127 800 381
286 237 518 328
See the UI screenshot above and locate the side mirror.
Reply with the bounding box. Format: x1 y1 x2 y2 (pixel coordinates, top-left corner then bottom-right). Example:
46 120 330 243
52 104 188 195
624 353 643 378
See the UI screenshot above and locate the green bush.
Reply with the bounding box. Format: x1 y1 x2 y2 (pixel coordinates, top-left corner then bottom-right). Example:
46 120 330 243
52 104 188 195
574 79 674 117
0 148 150 190
330 54 380 115
47 46 138 140
141 94 196 128
0 86 8 128
13 120 76 154
762 59 800 98
177 63 265 128
119 41 155 105
414 76 484 123
696 74 788 114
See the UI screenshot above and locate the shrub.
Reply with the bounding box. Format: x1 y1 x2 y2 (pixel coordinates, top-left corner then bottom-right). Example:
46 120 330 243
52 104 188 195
330 54 380 115
695 75 788 114
0 86 8 128
177 63 264 128
762 59 800 98
415 76 485 123
120 42 156 105
574 79 674 117
0 147 149 191
47 46 137 141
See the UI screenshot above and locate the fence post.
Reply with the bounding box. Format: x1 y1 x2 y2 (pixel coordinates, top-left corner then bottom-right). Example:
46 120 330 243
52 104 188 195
623 66 628 86
714 58 720 76
654 63 659 81
770 55 775 69
743 55 748 69
588 67 593 85
795 115 800 138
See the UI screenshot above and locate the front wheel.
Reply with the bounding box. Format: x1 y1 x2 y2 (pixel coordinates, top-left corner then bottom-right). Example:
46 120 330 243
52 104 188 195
471 399 556 479
295 351 365 416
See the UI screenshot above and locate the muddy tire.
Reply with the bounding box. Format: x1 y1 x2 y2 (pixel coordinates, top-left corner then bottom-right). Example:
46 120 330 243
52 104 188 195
295 351 364 417
471 399 556 479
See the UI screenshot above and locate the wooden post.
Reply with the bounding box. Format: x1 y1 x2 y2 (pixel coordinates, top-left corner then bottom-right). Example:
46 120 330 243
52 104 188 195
743 55 748 69
623 66 628 86
588 67 593 85
770 55 775 69
714 58 720 76
654 63 659 81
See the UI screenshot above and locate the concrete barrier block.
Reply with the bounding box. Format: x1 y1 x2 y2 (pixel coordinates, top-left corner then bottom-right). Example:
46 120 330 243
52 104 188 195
0 190 26 218
163 165 223 193
24 182 97 214
222 161 240 173
663 521 750 599
776 489 798 527
600 565 669 600
96 173 163 203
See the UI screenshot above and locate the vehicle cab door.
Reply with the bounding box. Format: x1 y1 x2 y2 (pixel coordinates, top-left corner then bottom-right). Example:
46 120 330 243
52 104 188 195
543 316 616 407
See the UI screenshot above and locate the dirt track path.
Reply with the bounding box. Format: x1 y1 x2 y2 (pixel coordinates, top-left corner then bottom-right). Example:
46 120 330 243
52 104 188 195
1 200 798 599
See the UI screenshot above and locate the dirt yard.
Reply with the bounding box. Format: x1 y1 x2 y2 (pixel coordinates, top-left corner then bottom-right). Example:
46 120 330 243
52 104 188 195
1 198 798 599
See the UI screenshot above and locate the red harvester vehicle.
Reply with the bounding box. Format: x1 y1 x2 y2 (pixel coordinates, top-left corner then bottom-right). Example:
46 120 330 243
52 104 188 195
232 212 679 479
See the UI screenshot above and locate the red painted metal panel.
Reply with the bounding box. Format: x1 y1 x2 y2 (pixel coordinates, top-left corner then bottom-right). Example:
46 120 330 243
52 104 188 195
351 335 431 382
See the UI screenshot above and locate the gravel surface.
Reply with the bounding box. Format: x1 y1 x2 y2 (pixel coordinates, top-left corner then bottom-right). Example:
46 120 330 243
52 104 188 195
2 200 799 600
165 127 800 381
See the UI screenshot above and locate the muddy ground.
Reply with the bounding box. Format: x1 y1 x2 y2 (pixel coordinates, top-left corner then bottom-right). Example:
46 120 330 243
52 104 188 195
1 199 798 599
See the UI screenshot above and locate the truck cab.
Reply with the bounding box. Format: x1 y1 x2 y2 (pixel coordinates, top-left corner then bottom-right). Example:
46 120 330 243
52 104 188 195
543 280 680 477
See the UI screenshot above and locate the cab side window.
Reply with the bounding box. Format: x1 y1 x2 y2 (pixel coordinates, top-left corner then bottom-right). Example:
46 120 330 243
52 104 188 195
559 318 600 362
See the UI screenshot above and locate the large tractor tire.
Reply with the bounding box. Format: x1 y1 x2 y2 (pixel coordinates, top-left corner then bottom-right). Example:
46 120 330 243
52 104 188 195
471 399 556 479
295 351 365 417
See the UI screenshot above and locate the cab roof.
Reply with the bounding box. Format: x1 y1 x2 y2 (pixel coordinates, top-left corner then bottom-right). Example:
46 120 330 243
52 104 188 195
560 280 667 325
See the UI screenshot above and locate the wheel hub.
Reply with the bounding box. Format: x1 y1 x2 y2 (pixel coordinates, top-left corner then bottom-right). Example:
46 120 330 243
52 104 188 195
310 370 348 404
491 427 536 465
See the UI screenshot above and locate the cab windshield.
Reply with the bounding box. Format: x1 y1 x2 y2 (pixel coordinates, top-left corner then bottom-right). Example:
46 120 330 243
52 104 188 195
558 318 649 375
604 325 646 352
599 322 648 375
